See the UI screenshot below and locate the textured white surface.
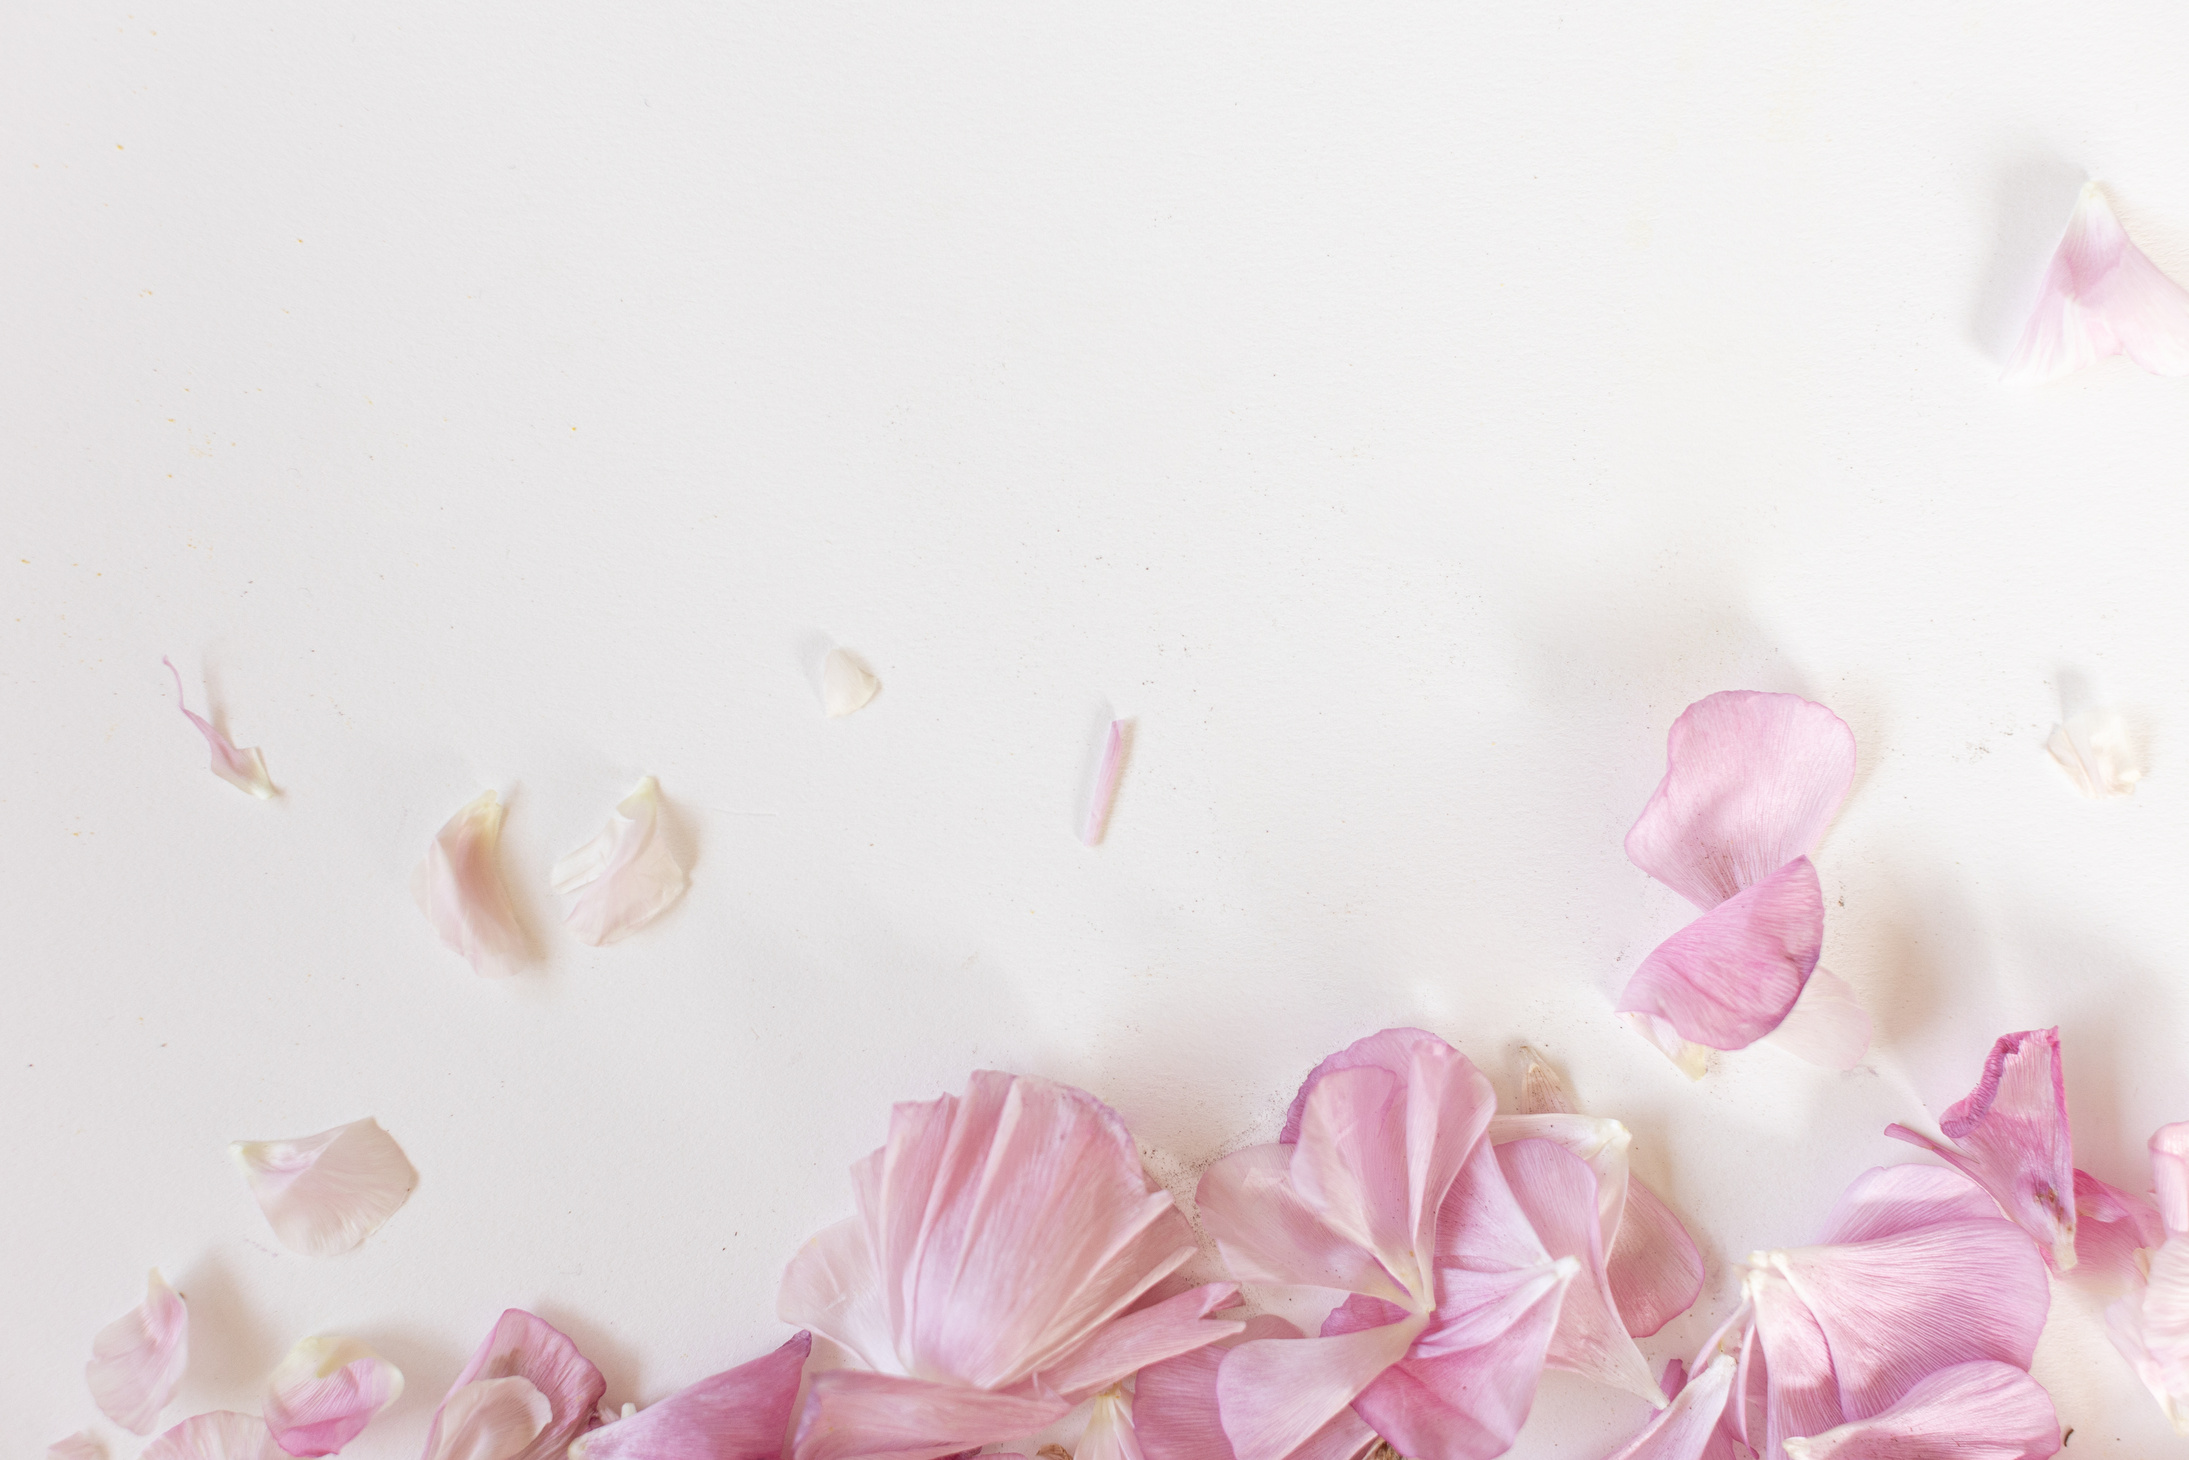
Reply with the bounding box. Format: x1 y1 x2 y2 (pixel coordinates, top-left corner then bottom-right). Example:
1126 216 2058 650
9 3 2189 1456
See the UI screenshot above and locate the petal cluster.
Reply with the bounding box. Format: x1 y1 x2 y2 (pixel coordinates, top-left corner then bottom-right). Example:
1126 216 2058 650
231 1118 417 1257
2006 183 2189 385
86 1268 190 1435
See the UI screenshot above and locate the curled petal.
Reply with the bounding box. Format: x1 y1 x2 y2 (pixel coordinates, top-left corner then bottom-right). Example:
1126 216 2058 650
1603 1352 1737 1460
265 1336 404 1456
424 1377 551 1460
1619 858 1823 1052
550 778 690 946
414 791 529 977
86 1268 189 1434
1745 1262 1843 1459
49 1434 105 1460
230 1118 416 1257
2152 1123 2189 1235
1764 966 1870 1070
1883 1028 2077 1270
823 649 881 718
2006 182 2189 385
2046 710 2143 798
1625 691 1855 911
422 1311 605 1460
1081 720 1130 846
2072 1170 2163 1293
1778 1360 2060 1460
1608 1179 1707 1339
144 1414 283 1460
572 1333 810 1460
790 1371 1068 1460
1497 1138 1660 1402
2110 1232 2189 1430
163 658 276 799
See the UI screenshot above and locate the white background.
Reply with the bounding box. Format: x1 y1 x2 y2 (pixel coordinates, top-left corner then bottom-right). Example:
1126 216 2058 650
9 3 2189 1456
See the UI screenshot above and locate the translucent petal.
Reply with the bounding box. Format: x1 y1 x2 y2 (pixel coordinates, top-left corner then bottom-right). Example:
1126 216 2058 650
1081 720 1129 846
789 1370 1068 1460
421 1311 605 1460
2046 710 2142 798
264 1336 404 1456
2109 1235 2189 1432
85 1268 189 1434
1764 965 1871 1070
1076 1389 1146 1460
2071 1169 2162 1294
1607 1179 1707 1339
2005 183 2189 385
413 791 529 976
1497 1138 1661 1402
48 1433 105 1460
550 777 690 946
230 1118 416 1257
1618 857 1823 1051
1778 1360 2060 1460
823 649 881 717
423 1377 551 1460
143 1413 283 1460
163 658 276 799
1602 1352 1737 1460
571 1333 810 1460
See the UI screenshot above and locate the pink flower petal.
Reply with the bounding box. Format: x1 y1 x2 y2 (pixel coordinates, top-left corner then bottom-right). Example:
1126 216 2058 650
2005 183 2189 385
265 1336 404 1456
2152 1123 2189 1234
1082 720 1130 846
1496 1138 1660 1402
1218 1320 1423 1460
423 1377 553 1460
1487 1113 1632 1248
2046 709 2143 798
1763 965 1871 1071
1608 1179 1707 1340
1777 1360 2060 1460
1746 1263 1843 1460
1883 1029 2078 1270
414 791 529 977
1815 1164 1999 1246
1625 691 1855 911
2072 1169 2163 1292
1602 1352 1737 1460
86 1268 189 1434
1618 857 1823 1052
1133 1329 1379 1460
572 1333 810 1460
790 1371 1068 1460
163 658 276 799
1076 1389 1146 1460
230 1118 417 1257
1039 1283 1243 1401
48 1433 105 1460
144 1413 283 1460
1198 1145 1404 1298
550 777 690 946
422 1311 606 1460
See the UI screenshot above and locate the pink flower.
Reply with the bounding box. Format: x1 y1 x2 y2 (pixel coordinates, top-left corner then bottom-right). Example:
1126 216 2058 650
777 1072 1240 1460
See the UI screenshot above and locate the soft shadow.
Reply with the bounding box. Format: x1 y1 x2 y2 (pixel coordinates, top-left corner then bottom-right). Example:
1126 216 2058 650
1968 156 2085 364
1855 874 1989 1057
172 1251 283 1393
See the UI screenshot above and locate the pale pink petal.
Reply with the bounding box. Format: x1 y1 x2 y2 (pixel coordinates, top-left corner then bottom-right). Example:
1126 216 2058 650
86 1268 189 1434
423 1377 552 1460
1883 1028 2077 1270
1196 1145 1405 1300
2109 1234 2189 1432
789 1370 1068 1460
550 777 690 946
1217 1320 1422 1460
572 1333 810 1460
1039 1283 1243 1400
2072 1169 2163 1292
1603 1352 1737 1460
230 1118 417 1257
1816 1164 2001 1246
1075 1389 1146 1460
778 1215 895 1373
144 1413 283 1460
1764 966 1871 1070
1515 1047 1576 1117
1486 1113 1632 1246
48 1433 105 1460
413 791 529 977
1745 1263 1843 1459
2046 710 2143 798
1336 1281 1572 1460
265 1336 405 1456
823 649 881 718
1625 691 1856 911
1618 857 1823 1051
1082 720 1130 846
163 658 276 799
2151 1123 2189 1234
1778 1361 2060 1460
422 1310 606 1460
1624 1014 1712 1081
1609 1179 1707 1339
1133 1338 1378 1460
1496 1138 1660 1402
2005 183 2189 385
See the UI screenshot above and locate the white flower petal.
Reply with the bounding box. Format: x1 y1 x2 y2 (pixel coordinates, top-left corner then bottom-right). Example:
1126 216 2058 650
424 1377 551 1460
86 1268 188 1434
2048 709 2143 798
1763 965 1872 1070
549 778 690 946
414 791 530 976
265 1336 404 1456
230 1118 417 1256
821 649 880 718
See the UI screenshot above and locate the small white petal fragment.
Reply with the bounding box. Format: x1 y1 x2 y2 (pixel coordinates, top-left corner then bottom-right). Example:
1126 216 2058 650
821 649 881 718
86 1268 189 1434
424 1376 551 1460
163 658 275 799
2048 710 2143 797
144 1413 283 1460
1624 1012 1709 1080
265 1336 405 1456
49 1433 105 1460
414 790 529 976
1082 718 1130 846
1763 964 1872 1070
550 778 690 946
231 1119 417 1257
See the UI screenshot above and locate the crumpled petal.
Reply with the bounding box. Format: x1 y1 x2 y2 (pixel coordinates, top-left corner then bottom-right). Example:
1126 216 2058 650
572 1332 810 1460
1625 691 1856 911
265 1336 404 1456
550 777 690 946
2046 709 2142 797
2072 1169 2163 1292
86 1268 189 1434
1619 857 1823 1052
48 1434 105 1460
1133 1317 1379 1460
1603 1352 1737 1460
230 1118 417 1257
1764 966 1871 1070
1496 1138 1660 1402
1081 720 1129 846
424 1377 552 1460
422 1311 606 1460
2005 182 2189 385
1778 1360 2060 1460
414 791 529 976
1884 1028 2078 1270
144 1413 283 1460
823 649 881 718
164 657 276 799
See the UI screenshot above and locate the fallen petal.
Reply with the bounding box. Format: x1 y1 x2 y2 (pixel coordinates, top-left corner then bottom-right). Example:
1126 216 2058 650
422 1310 605 1460
2072 1169 2164 1293
1076 1388 1146 1460
789 1371 1068 1460
49 1434 105 1460
2046 709 2142 797
163 658 275 799
1883 1029 2078 1270
2006 182 2189 385
144 1413 283 1460
1608 1179 1707 1339
1618 858 1824 1051
1624 1013 1711 1080
2110 1233 2189 1432
264 1336 404 1456
1816 1164 2002 1246
86 1268 189 1434
550 777 690 946
2151 1123 2189 1234
572 1333 810 1460
1764 966 1871 1070
1497 1137 1661 1402
414 791 529 976
230 1118 416 1257
1133 1325 1379 1460
1039 1282 1243 1401
1217 1320 1422 1460
1081 719 1130 846
822 649 881 718
1625 691 1856 911
424 1377 551 1460
1778 1360 2060 1460
1515 1047 1577 1116
1603 1352 1737 1460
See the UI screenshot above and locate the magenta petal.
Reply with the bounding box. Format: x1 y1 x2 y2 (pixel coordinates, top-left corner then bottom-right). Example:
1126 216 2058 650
573 1333 809 1460
1603 1352 1737 1460
1778 1360 2060 1460
421 1311 605 1460
1619 857 1823 1051
163 658 276 799
145 1414 283 1460
790 1371 1069 1460
1497 1138 1659 1402
2006 182 2189 385
1882 1029 2078 1270
1608 1179 1707 1338
1625 691 1856 911
265 1337 404 1456
86 1269 189 1435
